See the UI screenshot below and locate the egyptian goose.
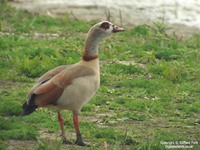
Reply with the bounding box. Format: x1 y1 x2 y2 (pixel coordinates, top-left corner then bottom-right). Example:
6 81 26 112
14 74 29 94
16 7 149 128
22 21 125 146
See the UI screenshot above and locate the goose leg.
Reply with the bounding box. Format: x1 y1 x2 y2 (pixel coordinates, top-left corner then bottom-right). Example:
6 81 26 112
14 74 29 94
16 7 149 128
57 111 65 137
57 111 72 144
73 114 86 146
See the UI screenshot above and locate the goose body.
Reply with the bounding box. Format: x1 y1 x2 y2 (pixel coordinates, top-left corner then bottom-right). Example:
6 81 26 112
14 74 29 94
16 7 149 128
56 60 100 113
22 21 124 146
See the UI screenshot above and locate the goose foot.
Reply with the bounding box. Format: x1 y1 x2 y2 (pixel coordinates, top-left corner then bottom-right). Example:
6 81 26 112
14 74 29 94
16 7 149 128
75 132 86 146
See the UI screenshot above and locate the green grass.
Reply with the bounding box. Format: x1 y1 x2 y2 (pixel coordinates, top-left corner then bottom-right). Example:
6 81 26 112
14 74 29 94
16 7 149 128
0 3 200 150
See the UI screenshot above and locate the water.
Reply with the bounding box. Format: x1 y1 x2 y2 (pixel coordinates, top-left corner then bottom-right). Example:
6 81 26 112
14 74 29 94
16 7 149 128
9 0 200 36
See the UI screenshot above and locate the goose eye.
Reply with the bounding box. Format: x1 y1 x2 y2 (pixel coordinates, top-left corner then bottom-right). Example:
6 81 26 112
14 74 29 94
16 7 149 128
100 22 110 30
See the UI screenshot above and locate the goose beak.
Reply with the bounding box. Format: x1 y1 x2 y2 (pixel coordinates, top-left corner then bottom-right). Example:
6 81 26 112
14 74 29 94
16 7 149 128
112 25 125 33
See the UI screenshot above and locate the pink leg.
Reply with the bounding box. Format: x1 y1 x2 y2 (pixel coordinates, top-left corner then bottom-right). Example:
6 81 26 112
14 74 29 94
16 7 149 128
73 114 86 146
57 111 65 137
73 114 79 134
57 111 73 144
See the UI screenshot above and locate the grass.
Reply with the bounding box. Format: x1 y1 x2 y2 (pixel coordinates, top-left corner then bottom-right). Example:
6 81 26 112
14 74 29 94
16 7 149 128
0 3 200 150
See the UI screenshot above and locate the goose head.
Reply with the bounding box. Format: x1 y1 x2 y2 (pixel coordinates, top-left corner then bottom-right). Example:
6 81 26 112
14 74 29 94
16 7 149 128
88 21 125 39
83 21 125 61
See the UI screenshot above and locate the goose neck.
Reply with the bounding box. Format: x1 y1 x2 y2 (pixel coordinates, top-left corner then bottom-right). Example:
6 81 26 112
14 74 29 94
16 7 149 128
82 34 102 61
